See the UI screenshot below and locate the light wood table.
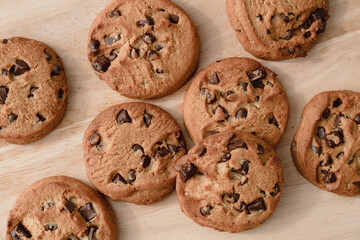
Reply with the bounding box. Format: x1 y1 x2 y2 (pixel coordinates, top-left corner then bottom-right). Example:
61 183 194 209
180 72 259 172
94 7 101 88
1 0 359 239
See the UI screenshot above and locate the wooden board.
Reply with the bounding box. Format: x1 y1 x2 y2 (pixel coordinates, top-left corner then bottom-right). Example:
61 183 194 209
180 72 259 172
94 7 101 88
1 0 360 239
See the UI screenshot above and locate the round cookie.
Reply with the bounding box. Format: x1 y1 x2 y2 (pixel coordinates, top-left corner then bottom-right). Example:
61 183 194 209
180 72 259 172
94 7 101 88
83 102 186 204
292 90 360 196
183 57 289 147
226 0 329 60
176 130 284 233
0 37 68 144
5 176 117 240
87 0 200 99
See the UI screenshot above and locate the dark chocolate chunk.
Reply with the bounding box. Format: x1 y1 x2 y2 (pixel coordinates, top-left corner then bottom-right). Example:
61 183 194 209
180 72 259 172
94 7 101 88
322 108 330 119
220 91 235 101
251 80 265 89
256 15 263 21
105 34 121 45
64 199 76 213
51 64 62 76
332 98 342 108
200 205 213 216
233 160 250 175
128 170 136 183
143 112 153 127
180 163 197 182
321 156 332 166
87 226 98 240
266 29 271 34
117 109 132 124
89 133 101 146
311 8 328 21
128 47 139 59
154 147 170 158
246 198 266 214
247 68 266 81
141 155 151 168
337 152 344 159
206 93 217 104
92 56 111 72
335 115 342 127
197 146 207 157
234 201 246 212
224 192 240 203
257 144 265 155
235 108 248 119
142 33 156 44
108 51 118 61
168 144 178 154
156 68 164 74
79 203 96 222
13 60 30 76
227 140 248 151
325 130 344 148
311 146 322 155
8 113 18 124
169 14 179 24
58 89 64 99
317 127 326 139
323 172 336 183
137 16 154 27
89 39 100 53
304 31 311 38
269 117 279 128
36 113 46 123
155 44 164 51
132 144 144 153
11 222 32 239
44 50 52 61
220 151 231 162
209 72 220 84
270 183 280 196
112 173 127 184
109 9 121 17
0 86 9 104
239 82 248 92
352 182 360 188
354 114 360 124
45 223 58 231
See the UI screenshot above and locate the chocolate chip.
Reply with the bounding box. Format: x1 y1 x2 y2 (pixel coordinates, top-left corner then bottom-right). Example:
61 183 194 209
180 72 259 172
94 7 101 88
352 182 360 188
168 144 178 154
128 47 140 59
45 223 58 231
337 152 344 159
2 69 8 76
58 89 64 99
105 34 121 45
234 201 246 212
321 156 332 166
224 192 240 203
312 146 322 155
2 39 8 44
355 114 360 124
311 8 328 21
246 198 266 214
233 160 250 175
13 59 30 76
256 15 263 21
79 203 96 222
137 17 154 27
147 50 158 59
335 115 342 127
128 170 136 183
266 81 274 87
8 113 18 124
206 93 217 104
89 133 101 146
64 199 76 213
270 183 280 196
180 163 197 182
109 9 121 17
44 50 52 61
154 147 170 158
206 130 219 137
197 146 207 157
220 151 231 162
304 31 311 38
323 172 336 183
156 68 164 74
317 21 327 33
317 127 326 139
92 56 111 72
227 140 248 151
257 144 264 155
200 205 213 216
266 29 271 34
143 112 153 127
215 105 229 119
11 222 32 239
269 117 279 128
117 109 132 125
325 130 344 148
89 39 100 53
51 64 62 76
348 158 354 164
333 98 342 108
36 113 46 123
0 86 9 104
108 51 118 61
132 144 144 153
169 14 179 24
236 108 247 119
112 173 127 184
220 91 235 101
28 86 39 98
239 82 248 92
141 155 151 168
322 108 330 119
281 12 295 23
209 72 220 84
155 44 164 51
247 68 266 81
279 30 293 40
251 80 265 89
142 33 156 44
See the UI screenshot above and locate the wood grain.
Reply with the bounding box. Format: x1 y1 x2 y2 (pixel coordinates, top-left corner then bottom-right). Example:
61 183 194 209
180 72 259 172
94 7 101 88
0 0 360 239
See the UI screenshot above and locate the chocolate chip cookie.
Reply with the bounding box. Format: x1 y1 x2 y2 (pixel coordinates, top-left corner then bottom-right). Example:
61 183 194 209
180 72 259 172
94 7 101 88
5 176 117 240
88 0 200 99
0 37 68 144
176 130 284 232
183 57 289 147
83 102 186 204
226 0 329 60
292 90 360 196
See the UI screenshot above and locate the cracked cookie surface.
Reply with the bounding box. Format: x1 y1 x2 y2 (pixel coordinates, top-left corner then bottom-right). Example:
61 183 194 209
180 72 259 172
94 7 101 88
83 102 186 204
183 57 289 147
292 90 360 196
0 37 68 144
6 176 117 240
226 0 329 60
87 0 200 99
176 130 284 233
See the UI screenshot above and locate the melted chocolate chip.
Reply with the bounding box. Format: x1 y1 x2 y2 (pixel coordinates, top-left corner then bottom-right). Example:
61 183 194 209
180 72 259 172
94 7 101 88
8 113 18 124
112 173 127 184
89 133 101 146
141 155 151 168
246 198 266 214
64 199 76 213
142 33 156 44
143 112 153 127
45 223 58 231
117 109 132 124
200 205 213 216
128 170 136 183
333 98 342 108
0 86 9 104
236 108 248 119
13 60 30 76
197 146 207 156
92 56 111 72
227 140 248 151
169 14 179 24
220 151 231 162
322 108 330 119
180 163 197 182
257 144 265 155
44 50 52 61
209 72 220 84
317 127 326 139
89 39 100 53
247 68 266 81
109 9 121 17
323 172 336 183
11 222 32 239
36 113 46 123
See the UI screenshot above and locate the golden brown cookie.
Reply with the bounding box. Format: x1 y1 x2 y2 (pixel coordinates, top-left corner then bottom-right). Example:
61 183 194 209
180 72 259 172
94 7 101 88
176 130 284 233
0 37 68 144
87 0 200 99
183 57 289 147
292 90 360 196
5 176 117 240
226 0 329 60
83 102 186 204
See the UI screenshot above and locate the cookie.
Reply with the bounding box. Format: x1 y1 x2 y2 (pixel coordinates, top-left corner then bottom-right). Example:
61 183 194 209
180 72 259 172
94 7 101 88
5 176 117 240
0 37 68 144
83 102 186 204
226 0 329 60
175 130 284 233
183 57 289 147
87 0 200 99
292 90 360 196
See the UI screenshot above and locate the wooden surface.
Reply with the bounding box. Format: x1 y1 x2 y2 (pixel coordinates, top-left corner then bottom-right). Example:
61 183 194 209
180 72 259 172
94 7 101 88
1 0 360 239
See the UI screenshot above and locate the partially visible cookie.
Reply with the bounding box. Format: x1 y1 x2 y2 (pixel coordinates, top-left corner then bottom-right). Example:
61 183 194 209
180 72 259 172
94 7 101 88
183 57 289 147
5 176 117 240
226 0 329 60
292 90 360 196
0 37 68 144
83 102 186 204
176 130 284 233
88 0 200 99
